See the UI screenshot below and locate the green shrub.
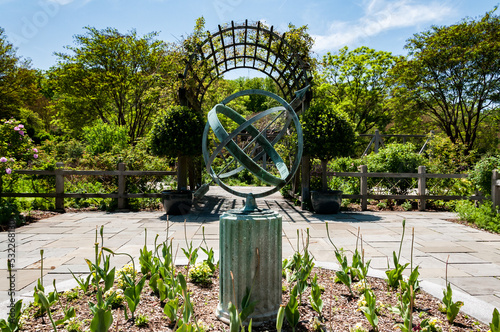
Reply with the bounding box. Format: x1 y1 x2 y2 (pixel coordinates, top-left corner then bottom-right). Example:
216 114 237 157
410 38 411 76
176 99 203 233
328 157 362 194
148 106 204 158
0 199 20 227
188 261 213 285
455 200 500 233
425 133 476 174
83 120 129 156
363 143 426 195
468 155 500 197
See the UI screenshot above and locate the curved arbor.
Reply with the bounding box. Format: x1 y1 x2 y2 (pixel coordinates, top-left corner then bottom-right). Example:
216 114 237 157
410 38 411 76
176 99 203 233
180 20 313 112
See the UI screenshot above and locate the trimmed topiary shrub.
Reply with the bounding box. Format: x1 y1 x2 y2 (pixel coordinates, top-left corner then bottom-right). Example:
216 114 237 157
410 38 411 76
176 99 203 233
302 105 356 190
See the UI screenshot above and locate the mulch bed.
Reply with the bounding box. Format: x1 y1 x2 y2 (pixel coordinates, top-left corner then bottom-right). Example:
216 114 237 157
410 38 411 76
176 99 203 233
19 267 490 332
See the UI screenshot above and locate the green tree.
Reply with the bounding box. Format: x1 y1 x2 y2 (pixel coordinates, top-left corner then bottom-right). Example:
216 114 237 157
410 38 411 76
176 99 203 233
302 103 356 190
319 46 398 134
148 106 204 190
391 9 500 153
0 28 42 122
51 27 174 142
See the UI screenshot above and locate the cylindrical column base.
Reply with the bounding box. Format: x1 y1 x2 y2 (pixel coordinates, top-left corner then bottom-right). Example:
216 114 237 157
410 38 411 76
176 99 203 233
216 210 282 325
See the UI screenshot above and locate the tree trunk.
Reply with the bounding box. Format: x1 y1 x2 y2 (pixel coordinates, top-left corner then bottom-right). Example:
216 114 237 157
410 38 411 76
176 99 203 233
321 159 328 191
177 155 188 190
188 156 195 191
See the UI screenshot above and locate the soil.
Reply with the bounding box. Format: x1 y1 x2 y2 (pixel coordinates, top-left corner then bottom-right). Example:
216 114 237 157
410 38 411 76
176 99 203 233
20 267 490 332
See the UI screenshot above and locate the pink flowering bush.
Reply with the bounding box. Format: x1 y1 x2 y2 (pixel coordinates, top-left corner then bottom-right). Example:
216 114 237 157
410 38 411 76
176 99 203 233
0 118 38 175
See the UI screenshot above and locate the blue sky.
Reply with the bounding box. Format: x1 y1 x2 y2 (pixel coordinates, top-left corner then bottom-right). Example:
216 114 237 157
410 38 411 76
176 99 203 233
0 0 498 74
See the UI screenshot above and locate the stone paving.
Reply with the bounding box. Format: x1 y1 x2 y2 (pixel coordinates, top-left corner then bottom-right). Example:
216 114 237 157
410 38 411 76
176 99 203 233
1 186 500 323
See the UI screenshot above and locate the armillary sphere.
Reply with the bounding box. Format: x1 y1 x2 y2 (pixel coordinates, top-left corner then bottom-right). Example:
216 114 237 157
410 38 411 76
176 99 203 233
202 88 307 203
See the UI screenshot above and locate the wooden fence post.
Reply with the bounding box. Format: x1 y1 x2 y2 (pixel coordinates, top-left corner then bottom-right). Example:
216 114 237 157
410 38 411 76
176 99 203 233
117 163 126 210
55 162 64 211
301 155 310 210
492 169 500 212
418 166 426 211
359 165 368 211
374 130 380 153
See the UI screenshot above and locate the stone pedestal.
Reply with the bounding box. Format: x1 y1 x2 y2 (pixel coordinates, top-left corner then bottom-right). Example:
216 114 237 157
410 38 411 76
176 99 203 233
216 210 282 325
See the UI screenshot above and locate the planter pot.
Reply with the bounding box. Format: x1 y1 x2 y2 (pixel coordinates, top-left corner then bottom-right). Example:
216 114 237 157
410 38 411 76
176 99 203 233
161 190 192 215
311 190 342 214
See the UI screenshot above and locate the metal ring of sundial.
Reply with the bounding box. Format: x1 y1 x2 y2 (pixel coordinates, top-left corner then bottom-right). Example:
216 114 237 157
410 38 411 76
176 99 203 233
202 89 303 199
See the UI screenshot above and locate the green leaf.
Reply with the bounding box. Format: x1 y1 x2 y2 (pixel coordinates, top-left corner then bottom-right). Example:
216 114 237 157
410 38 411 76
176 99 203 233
89 307 113 332
276 305 286 332
491 308 500 332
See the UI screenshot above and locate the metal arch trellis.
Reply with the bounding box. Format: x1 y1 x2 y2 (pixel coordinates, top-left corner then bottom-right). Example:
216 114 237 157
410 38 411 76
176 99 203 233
180 19 313 111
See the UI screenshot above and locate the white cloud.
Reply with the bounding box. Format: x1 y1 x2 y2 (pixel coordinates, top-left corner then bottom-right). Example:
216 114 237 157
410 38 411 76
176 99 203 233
312 0 455 52
46 0 77 5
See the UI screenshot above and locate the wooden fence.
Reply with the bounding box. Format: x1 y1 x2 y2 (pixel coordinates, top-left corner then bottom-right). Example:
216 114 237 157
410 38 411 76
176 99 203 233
1 162 499 212
300 163 500 211
0 162 176 211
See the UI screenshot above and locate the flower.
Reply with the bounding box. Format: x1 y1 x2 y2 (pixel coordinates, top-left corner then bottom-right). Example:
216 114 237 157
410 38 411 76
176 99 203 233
18 124 24 128
33 154 38 159
0 157 6 162
19 130 24 136
33 148 38 153
6 168 12 174
14 126 19 131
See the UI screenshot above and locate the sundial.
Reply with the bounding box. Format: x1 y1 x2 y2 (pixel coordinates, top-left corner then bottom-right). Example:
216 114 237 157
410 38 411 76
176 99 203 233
202 87 307 212
202 86 309 325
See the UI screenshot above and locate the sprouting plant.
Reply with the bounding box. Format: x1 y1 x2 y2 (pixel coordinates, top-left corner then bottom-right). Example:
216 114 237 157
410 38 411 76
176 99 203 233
53 281 76 326
283 229 314 303
358 289 379 332
182 219 199 266
0 259 23 332
69 271 92 294
490 308 500 332
227 271 257 332
439 256 464 324
35 280 60 332
201 227 218 273
276 305 286 332
135 314 149 327
122 272 147 321
139 229 154 277
309 273 324 316
88 288 116 332
395 286 415 332
440 283 463 324
164 297 180 324
386 220 409 289
334 250 354 296
285 285 300 332
85 227 116 293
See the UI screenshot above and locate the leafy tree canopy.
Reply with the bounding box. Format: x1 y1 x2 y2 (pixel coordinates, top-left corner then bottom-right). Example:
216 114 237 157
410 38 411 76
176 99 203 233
391 9 500 153
50 26 179 142
0 28 42 122
318 46 398 134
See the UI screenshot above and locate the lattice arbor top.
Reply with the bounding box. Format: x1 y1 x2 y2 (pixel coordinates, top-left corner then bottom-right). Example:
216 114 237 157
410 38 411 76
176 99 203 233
182 20 312 110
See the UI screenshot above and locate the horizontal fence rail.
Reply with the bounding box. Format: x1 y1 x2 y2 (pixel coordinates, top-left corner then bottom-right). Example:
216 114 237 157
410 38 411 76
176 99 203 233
298 161 499 211
2 162 499 212
322 165 489 211
0 162 176 211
